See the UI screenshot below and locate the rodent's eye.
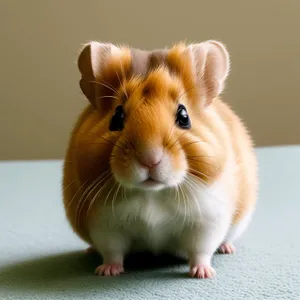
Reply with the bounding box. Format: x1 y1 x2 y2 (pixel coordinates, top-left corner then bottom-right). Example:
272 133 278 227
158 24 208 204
109 105 124 131
176 104 191 129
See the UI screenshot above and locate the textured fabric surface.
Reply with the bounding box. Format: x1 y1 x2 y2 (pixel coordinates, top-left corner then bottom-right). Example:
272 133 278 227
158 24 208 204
0 146 299 300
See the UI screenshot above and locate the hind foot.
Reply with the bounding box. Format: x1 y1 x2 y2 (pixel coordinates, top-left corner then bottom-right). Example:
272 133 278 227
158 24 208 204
84 246 97 254
94 263 124 276
217 242 236 254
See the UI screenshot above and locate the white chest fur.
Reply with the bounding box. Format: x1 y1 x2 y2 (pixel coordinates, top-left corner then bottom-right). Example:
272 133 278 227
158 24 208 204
88 173 235 254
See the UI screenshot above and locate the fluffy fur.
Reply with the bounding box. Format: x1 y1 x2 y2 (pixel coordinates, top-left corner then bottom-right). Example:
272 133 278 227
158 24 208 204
63 40 258 278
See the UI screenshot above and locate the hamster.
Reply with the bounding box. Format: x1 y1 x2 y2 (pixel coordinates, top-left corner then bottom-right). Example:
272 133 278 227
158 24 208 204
63 40 258 278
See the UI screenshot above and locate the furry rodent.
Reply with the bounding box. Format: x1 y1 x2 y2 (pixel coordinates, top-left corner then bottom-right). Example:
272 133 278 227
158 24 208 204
63 40 258 278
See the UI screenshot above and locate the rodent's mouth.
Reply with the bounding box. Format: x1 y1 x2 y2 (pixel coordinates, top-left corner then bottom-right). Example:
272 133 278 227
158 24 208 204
137 178 165 190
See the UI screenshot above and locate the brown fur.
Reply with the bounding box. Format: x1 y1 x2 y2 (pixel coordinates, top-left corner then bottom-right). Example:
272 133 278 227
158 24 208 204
63 42 258 243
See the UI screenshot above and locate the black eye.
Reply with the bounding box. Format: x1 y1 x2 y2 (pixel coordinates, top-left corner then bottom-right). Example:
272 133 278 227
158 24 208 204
109 105 124 131
176 104 191 129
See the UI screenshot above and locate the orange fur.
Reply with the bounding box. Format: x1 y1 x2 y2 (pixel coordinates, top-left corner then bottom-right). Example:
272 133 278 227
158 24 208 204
63 42 257 244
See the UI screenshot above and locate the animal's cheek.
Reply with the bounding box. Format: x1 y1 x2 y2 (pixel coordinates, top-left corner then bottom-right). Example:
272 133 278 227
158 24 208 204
168 148 188 174
110 156 148 184
150 152 187 186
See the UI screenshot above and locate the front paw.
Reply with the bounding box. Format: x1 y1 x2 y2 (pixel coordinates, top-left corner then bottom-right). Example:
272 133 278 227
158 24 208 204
94 263 124 276
189 264 216 279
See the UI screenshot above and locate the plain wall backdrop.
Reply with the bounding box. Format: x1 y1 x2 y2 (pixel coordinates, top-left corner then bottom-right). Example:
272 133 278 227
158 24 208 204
1 0 299 160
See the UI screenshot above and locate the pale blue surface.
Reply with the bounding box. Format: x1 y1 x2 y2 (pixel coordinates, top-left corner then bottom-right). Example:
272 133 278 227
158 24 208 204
0 146 300 300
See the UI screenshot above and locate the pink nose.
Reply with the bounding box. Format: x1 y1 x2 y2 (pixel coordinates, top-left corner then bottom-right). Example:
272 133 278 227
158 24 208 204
138 148 163 168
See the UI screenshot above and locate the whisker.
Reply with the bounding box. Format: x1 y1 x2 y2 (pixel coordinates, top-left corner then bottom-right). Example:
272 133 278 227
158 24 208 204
123 137 135 150
187 158 219 170
120 186 130 223
164 188 178 225
75 177 101 227
187 157 220 171
91 80 118 93
183 177 203 226
188 173 227 208
111 183 122 219
91 122 126 152
98 95 119 100
173 186 181 224
63 180 75 192
123 186 128 204
103 181 118 211
188 167 212 180
181 181 196 228
98 136 123 152
182 174 228 228
119 62 129 100
116 68 128 101
169 131 187 151
76 172 110 227
66 178 91 213
187 155 217 159
189 168 208 186
82 172 110 203
187 158 219 172
86 175 114 217
181 140 208 149
178 182 187 231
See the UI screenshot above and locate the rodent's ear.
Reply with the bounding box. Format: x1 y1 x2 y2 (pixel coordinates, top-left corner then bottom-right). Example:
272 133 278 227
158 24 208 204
77 42 122 104
188 40 230 105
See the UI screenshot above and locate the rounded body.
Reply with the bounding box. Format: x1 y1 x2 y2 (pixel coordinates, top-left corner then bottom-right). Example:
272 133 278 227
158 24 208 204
62 41 258 278
63 99 257 266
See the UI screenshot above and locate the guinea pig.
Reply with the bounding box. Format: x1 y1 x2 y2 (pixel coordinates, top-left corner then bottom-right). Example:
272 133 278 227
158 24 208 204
62 40 258 279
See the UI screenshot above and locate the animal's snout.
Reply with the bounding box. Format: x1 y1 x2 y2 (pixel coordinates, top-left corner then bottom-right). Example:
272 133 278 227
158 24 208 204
137 148 163 169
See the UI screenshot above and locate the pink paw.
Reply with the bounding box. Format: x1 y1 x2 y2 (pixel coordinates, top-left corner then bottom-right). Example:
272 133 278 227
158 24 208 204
84 246 97 255
189 264 216 279
218 242 236 254
94 264 124 276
